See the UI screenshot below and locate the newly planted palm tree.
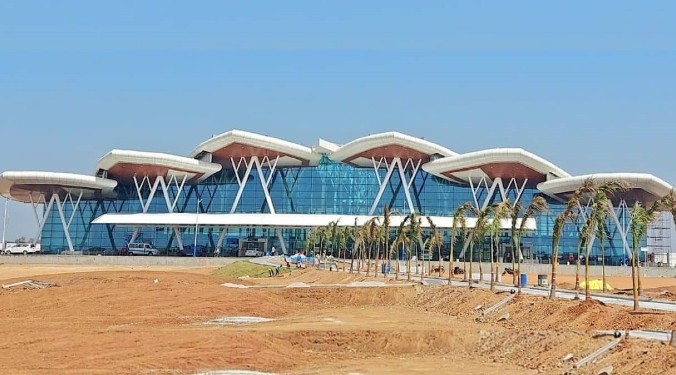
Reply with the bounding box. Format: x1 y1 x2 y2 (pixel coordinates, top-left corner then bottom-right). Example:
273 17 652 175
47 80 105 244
510 196 549 293
365 218 379 275
426 217 443 277
392 217 410 280
382 207 392 277
550 178 595 299
448 203 470 284
580 181 626 301
487 202 510 291
629 202 659 310
406 212 422 281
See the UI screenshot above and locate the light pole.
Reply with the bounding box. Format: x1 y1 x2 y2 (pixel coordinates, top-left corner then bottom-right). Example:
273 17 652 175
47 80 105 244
2 197 7 250
193 198 201 257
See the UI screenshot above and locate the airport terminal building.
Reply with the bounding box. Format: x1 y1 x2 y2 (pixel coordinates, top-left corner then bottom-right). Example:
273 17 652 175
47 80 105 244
0 130 673 263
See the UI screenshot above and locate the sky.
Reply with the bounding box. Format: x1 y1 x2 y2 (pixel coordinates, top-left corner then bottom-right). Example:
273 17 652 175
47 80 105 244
1 1 676 240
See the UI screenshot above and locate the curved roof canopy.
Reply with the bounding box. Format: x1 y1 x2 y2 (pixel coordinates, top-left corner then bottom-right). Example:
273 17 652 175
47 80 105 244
190 129 320 167
330 132 457 167
423 148 570 185
538 173 673 205
96 149 221 183
0 171 117 203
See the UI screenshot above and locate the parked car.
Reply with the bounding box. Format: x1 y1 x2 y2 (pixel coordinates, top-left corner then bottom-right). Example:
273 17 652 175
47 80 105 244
177 245 210 257
4 243 41 255
126 243 159 256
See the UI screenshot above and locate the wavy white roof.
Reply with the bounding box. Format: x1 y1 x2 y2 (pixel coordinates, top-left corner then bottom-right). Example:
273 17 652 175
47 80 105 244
423 148 570 184
538 173 673 204
190 129 320 166
0 171 117 203
330 132 457 167
96 149 222 182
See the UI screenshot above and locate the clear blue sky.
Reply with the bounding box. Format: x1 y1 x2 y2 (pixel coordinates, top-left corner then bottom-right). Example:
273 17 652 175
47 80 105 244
1 1 675 239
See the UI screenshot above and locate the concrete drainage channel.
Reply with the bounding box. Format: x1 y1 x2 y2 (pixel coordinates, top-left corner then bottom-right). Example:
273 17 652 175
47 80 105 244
200 316 275 326
195 371 277 375
221 281 415 289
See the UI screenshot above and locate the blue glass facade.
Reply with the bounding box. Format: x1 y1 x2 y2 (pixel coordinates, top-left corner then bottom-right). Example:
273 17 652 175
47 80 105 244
40 156 643 262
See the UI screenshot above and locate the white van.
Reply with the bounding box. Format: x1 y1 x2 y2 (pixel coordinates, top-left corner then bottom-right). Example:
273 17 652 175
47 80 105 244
3 243 41 255
126 243 159 256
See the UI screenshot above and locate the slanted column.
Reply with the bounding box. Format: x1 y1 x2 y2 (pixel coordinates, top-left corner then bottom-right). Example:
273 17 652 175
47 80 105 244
230 156 279 214
31 192 82 253
368 157 421 215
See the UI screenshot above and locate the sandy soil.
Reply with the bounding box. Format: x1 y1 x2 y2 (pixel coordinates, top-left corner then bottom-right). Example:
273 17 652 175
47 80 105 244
0 265 675 375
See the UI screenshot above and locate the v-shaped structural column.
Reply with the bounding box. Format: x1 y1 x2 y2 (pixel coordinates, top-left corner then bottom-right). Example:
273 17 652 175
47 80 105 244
31 192 82 253
369 157 421 215
230 156 279 214
607 199 632 257
130 174 188 248
460 177 529 258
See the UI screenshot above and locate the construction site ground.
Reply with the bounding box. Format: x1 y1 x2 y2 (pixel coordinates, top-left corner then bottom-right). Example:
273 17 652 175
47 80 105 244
1 262 675 375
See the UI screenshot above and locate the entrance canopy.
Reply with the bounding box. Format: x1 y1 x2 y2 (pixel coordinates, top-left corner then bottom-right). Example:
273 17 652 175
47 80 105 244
92 213 535 230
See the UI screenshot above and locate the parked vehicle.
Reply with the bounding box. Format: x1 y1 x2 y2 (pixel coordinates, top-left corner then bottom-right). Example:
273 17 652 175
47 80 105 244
126 243 159 256
4 243 41 255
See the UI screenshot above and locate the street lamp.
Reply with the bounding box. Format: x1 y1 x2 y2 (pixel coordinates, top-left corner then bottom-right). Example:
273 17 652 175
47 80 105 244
193 198 201 257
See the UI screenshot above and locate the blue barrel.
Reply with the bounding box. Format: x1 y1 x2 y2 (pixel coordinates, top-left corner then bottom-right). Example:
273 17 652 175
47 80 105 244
520 273 528 287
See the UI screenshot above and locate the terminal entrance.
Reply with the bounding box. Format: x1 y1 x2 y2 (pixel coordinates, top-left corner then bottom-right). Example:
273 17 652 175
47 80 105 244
238 238 267 257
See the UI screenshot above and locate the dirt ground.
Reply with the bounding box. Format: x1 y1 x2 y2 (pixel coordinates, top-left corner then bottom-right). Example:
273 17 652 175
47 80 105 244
1 264 675 375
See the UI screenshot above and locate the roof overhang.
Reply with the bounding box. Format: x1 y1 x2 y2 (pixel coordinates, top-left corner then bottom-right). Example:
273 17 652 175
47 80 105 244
95 149 222 183
92 213 535 230
0 171 117 203
423 148 570 186
537 173 673 206
330 132 457 167
190 129 320 167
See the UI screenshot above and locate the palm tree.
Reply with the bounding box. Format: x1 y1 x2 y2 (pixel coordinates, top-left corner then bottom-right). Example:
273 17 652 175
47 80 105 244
580 181 626 301
365 218 378 276
426 217 443 277
392 217 410 280
328 220 340 258
350 219 362 274
629 201 660 310
487 202 510 291
338 226 348 272
406 212 422 281
448 203 470 284
471 205 494 287
510 196 549 293
382 207 392 278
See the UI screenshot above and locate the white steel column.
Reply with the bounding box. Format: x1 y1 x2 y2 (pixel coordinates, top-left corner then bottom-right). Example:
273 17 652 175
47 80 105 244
608 199 633 257
53 193 83 253
160 174 188 250
276 228 288 254
230 156 279 214
369 157 397 215
216 227 227 249
396 158 421 214
30 193 55 242
369 157 421 215
469 177 528 210
254 156 279 214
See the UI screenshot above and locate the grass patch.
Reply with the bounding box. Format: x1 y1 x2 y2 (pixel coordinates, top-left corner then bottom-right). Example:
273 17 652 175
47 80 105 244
213 260 288 278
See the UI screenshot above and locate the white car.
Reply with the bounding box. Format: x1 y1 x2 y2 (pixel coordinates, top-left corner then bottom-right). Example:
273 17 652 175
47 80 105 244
4 243 41 255
126 243 159 256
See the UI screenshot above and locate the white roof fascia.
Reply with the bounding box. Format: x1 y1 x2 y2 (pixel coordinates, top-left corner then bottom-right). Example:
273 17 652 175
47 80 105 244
330 132 457 163
92 213 536 230
0 171 117 202
312 138 340 155
422 148 570 183
537 173 673 200
95 149 222 181
189 129 320 164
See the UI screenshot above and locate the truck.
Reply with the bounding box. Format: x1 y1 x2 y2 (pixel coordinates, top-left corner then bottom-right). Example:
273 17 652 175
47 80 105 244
3 243 41 255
